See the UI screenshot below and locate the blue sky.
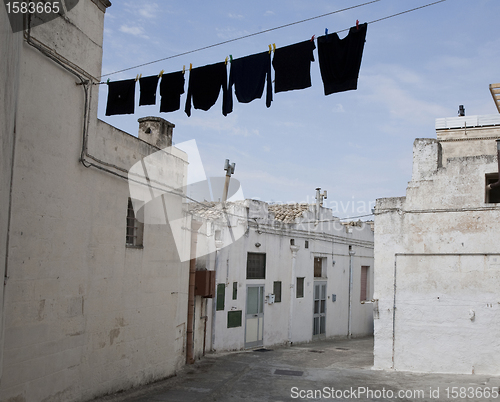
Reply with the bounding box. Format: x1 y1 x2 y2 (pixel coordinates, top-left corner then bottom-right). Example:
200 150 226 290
97 0 500 218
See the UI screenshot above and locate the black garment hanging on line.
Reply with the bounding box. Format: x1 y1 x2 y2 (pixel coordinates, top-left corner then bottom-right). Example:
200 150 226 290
160 71 185 113
272 40 316 93
227 51 272 113
105 79 136 116
139 75 159 106
184 62 229 117
317 23 367 95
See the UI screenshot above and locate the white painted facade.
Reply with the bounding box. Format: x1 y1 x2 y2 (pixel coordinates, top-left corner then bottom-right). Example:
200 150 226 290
373 115 500 375
0 2 194 402
192 200 374 352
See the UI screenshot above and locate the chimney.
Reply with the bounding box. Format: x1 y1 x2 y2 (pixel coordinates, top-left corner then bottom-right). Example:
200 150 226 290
138 117 174 149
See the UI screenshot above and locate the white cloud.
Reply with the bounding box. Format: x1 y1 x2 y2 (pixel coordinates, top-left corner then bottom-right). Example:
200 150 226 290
264 10 275 17
119 25 149 39
228 13 244 19
333 103 345 113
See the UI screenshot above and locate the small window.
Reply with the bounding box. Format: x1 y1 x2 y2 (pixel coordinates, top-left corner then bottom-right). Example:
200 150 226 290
227 310 242 328
360 266 369 301
273 281 282 303
486 173 500 203
314 257 325 278
232 282 238 300
216 283 225 311
290 239 295 246
126 198 144 247
246 252 266 279
296 277 304 298
305 240 309 249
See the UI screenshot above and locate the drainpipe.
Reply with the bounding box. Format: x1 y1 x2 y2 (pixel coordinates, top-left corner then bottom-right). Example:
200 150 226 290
186 219 202 364
348 246 355 338
211 241 223 351
288 245 300 344
487 139 500 190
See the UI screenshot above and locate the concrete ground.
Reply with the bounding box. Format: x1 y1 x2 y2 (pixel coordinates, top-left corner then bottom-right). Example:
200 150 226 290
90 337 500 402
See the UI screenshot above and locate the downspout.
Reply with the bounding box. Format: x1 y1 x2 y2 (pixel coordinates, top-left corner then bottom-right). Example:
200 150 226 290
347 246 355 338
211 242 223 351
486 139 500 190
288 245 300 344
186 219 202 364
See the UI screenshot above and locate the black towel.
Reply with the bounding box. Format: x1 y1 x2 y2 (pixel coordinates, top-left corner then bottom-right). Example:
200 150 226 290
105 79 136 116
317 23 367 95
185 62 229 117
272 40 316 93
227 51 272 113
159 71 185 113
139 75 159 106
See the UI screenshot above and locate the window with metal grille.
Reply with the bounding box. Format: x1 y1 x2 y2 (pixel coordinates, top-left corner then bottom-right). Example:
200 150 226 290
296 277 304 298
126 198 144 247
273 281 282 303
360 266 369 301
232 282 238 300
246 252 266 279
216 283 225 311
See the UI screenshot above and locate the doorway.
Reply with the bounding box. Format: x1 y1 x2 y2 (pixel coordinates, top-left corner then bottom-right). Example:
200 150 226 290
313 282 326 338
245 285 264 348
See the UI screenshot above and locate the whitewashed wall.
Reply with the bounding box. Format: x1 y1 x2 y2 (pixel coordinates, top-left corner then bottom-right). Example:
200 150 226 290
374 123 500 375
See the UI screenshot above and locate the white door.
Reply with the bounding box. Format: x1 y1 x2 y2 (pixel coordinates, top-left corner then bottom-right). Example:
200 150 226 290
313 282 327 338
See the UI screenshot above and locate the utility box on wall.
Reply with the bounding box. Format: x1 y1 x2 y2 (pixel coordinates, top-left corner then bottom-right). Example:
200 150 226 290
195 270 215 298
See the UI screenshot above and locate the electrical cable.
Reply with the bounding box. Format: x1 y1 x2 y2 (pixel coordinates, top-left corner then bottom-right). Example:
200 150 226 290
99 0 381 79
99 0 446 80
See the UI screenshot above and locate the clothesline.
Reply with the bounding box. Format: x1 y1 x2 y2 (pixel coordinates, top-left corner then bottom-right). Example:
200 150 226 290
105 23 367 117
98 0 446 81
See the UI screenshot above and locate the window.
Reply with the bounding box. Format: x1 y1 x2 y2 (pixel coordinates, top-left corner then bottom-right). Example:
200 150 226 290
296 277 304 298
486 173 500 203
126 198 144 247
232 282 238 300
216 283 225 311
290 239 295 246
305 240 309 249
314 257 325 278
273 281 282 303
227 310 242 328
360 266 369 301
246 252 266 279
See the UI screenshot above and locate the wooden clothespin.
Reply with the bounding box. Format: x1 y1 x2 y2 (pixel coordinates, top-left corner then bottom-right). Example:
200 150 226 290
189 63 192 71
272 43 276 53
135 73 142 82
268 44 272 54
225 56 229 65
182 65 186 74
158 69 164 77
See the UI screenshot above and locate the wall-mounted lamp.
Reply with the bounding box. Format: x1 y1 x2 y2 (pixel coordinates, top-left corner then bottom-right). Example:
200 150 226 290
255 242 261 248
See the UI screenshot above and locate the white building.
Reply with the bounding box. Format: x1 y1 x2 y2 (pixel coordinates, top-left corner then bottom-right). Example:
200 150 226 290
0 2 195 401
374 110 500 375
191 199 374 353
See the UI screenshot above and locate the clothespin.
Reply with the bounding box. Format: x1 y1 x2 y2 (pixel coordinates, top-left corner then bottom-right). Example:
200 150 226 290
182 65 186 74
229 55 233 63
356 19 359 30
272 43 276 52
106 78 110 85
268 44 272 54
325 28 328 37
189 63 192 71
225 56 228 65
158 69 164 77
135 73 142 82
311 35 315 42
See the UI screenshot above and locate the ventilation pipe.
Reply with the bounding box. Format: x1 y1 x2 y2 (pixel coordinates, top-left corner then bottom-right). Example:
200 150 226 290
458 105 465 117
487 139 500 190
